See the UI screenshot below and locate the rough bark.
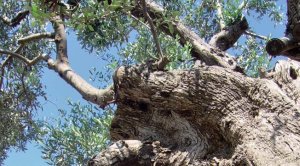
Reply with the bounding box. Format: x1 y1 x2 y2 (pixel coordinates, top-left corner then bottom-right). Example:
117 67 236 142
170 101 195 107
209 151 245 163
89 59 300 165
286 0 300 40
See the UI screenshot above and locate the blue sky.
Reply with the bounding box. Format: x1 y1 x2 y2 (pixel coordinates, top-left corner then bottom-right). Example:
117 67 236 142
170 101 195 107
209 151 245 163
4 32 113 166
4 1 287 165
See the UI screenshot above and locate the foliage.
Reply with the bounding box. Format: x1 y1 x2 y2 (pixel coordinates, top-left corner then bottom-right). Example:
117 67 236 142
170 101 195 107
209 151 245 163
40 101 113 166
0 1 51 164
120 27 193 70
0 0 287 165
238 36 271 77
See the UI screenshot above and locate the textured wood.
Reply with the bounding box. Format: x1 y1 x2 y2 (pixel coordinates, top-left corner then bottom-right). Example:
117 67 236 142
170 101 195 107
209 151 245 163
89 60 300 165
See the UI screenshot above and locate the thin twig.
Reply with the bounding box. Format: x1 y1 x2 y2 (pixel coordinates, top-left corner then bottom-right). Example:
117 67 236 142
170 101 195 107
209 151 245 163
245 30 268 40
14 44 25 53
140 0 164 59
215 0 225 29
0 44 25 91
127 12 150 29
0 66 4 91
0 44 25 86
0 49 45 66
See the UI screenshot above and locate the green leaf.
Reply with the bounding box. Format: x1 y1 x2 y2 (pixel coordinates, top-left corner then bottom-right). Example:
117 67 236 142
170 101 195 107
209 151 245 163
168 22 174 34
88 25 94 31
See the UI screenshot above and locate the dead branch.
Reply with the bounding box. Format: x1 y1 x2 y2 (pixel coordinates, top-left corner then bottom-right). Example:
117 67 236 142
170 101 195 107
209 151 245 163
244 30 268 40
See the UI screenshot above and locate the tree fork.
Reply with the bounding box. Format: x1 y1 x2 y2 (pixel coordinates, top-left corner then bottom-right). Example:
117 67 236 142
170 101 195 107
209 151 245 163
48 15 115 107
131 0 238 70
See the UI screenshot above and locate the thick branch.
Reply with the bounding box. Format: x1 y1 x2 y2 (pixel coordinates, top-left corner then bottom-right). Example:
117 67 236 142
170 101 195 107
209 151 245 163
49 15 114 107
46 59 114 107
18 33 55 44
51 16 68 64
209 17 249 51
131 0 238 70
266 37 300 61
267 0 300 60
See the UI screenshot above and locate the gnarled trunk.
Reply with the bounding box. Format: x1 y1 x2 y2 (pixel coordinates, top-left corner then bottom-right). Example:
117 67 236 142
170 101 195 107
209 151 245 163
88 60 300 165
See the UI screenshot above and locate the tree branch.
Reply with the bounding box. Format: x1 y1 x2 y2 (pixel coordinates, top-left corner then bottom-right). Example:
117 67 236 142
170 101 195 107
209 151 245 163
46 58 114 108
0 44 25 90
266 0 300 61
0 31 53 83
0 49 45 89
47 15 114 107
209 17 249 51
1 10 30 27
244 30 268 40
18 33 55 44
140 0 163 59
51 16 69 64
266 37 300 61
140 0 168 70
0 49 45 66
131 0 238 70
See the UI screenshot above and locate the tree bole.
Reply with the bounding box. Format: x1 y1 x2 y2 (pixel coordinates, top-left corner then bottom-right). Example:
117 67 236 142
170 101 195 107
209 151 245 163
89 60 300 165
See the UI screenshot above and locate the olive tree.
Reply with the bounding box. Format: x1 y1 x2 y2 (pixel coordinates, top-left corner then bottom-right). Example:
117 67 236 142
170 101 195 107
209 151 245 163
1 0 300 165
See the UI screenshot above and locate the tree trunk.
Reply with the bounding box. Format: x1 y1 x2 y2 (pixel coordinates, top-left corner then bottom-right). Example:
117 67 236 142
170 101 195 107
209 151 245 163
88 59 300 165
87 1 300 165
